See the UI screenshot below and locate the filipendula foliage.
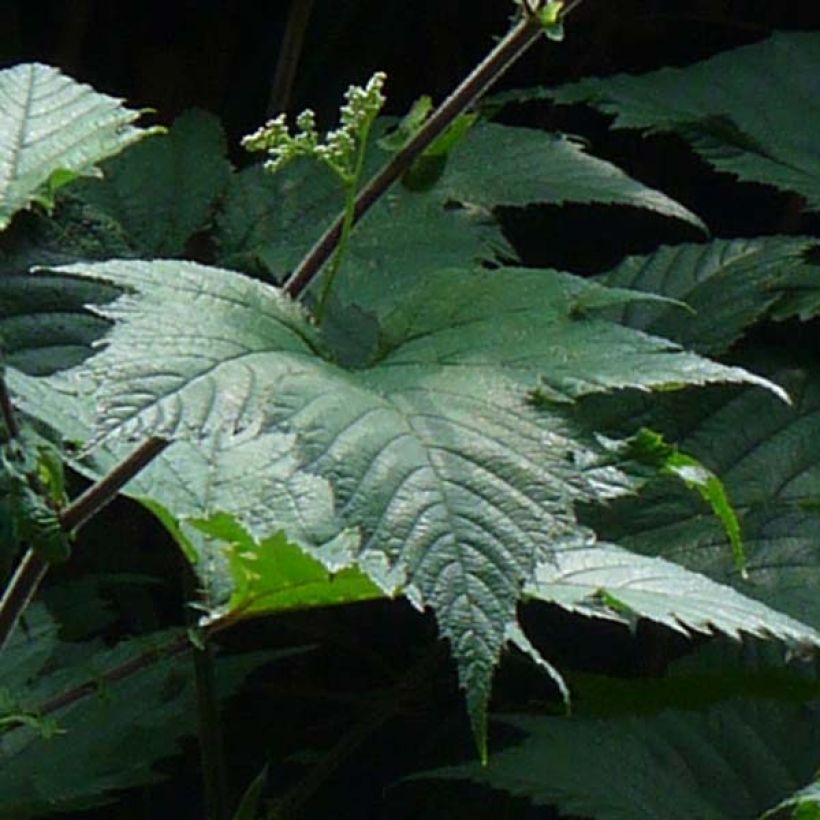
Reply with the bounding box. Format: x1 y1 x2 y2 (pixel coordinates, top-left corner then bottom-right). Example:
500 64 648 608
0 5 819 811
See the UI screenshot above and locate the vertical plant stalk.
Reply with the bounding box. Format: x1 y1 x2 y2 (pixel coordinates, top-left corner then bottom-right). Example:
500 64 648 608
183 562 230 820
267 0 317 116
0 374 20 441
283 12 545 299
0 437 169 650
193 639 230 820
314 116 375 323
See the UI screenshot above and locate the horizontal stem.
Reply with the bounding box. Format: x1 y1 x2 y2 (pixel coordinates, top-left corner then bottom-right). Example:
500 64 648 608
38 616 233 717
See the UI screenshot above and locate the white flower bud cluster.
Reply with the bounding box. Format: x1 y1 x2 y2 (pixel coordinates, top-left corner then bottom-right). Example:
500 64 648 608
242 71 387 181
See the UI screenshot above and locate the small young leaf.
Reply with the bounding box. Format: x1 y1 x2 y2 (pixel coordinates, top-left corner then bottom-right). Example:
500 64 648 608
625 428 746 576
12 484 70 563
377 96 434 151
189 514 382 621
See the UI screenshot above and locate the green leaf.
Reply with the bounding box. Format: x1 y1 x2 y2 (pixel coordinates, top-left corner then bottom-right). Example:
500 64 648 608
437 123 702 226
598 237 820 355
429 702 820 820
1 428 71 564
4 369 357 613
625 428 746 576
765 780 820 819
377 97 478 192
14 257 794 753
377 96 434 152
547 32 820 211
216 119 703 317
423 644 820 820
39 259 789 438
11 484 70 563
525 542 819 646
215 157 511 319
73 109 232 256
582 356 820 633
0 605 284 818
0 63 155 231
189 513 383 620
230 764 269 820
0 267 119 376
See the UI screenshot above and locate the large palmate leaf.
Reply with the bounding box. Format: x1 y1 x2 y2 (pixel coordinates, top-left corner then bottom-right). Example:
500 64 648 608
0 605 286 818
546 32 820 211
73 109 232 256
215 120 702 316
4 367 359 614
0 63 153 231
597 237 820 355
11 257 794 751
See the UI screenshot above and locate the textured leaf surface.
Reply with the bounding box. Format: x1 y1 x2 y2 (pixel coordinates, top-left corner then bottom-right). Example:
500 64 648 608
438 123 702 225
0 270 119 375
0 606 280 818
526 542 820 646
73 109 232 256
215 157 511 317
425 644 820 820
582 357 820 631
41 260 786 440
216 120 701 316
5 367 355 613
190 514 383 621
598 237 820 355
548 32 820 211
12 257 795 748
433 702 820 820
0 63 152 230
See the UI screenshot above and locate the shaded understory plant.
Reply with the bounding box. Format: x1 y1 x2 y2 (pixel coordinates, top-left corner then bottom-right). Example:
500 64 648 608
0 3 819 818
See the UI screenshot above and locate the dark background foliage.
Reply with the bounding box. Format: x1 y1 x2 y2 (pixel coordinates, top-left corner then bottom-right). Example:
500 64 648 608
1 2 819 818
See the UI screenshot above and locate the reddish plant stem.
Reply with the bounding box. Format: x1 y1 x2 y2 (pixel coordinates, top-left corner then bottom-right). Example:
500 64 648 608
283 13 543 299
37 616 233 717
59 437 169 532
0 437 169 650
0 375 21 441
